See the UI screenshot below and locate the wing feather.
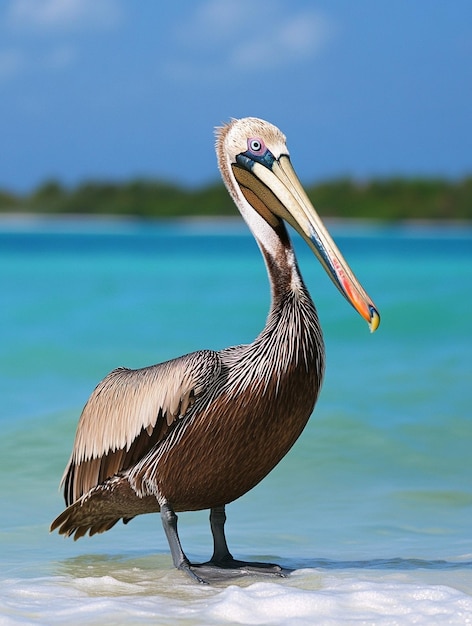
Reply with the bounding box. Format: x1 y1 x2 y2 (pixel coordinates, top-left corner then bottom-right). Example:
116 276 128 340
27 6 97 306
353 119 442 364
62 350 221 505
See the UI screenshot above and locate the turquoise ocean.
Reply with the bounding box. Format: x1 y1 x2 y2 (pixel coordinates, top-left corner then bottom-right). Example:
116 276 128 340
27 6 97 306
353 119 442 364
1 216 471 625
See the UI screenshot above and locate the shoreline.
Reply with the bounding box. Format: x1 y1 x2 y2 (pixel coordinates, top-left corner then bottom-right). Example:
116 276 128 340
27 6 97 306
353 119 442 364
0 211 471 231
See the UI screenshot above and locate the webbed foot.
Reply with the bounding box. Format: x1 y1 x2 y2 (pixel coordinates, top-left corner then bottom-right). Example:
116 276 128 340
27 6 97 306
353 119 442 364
191 555 292 582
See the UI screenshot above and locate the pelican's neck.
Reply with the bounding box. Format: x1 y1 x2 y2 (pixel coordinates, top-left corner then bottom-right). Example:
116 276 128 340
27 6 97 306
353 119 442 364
251 220 325 383
256 219 308 306
221 217 324 393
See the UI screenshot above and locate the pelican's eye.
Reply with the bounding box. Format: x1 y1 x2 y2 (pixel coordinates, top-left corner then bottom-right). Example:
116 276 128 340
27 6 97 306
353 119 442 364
247 138 266 156
236 137 275 170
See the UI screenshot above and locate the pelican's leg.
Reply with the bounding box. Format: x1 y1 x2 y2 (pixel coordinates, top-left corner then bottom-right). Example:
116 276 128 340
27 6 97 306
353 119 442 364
198 505 289 577
209 505 233 563
160 502 208 584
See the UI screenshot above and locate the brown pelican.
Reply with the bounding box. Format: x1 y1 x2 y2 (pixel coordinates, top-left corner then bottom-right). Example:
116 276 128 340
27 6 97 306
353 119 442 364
51 117 379 583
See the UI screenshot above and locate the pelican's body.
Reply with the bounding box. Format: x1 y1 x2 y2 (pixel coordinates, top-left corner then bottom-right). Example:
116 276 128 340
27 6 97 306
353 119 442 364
51 118 379 583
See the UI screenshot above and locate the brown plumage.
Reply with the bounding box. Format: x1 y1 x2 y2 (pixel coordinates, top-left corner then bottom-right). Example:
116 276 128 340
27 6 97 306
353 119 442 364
51 118 379 582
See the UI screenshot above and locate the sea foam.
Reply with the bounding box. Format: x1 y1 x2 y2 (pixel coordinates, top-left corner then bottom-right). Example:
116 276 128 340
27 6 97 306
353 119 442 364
2 570 472 626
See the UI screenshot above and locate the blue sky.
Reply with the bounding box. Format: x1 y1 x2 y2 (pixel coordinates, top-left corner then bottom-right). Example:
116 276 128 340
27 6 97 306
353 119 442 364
1 0 471 192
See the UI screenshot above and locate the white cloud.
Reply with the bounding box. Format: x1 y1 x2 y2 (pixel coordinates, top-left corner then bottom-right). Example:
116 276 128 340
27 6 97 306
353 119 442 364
7 0 122 32
0 45 78 81
231 13 331 71
187 1 247 43
0 0 120 81
168 0 333 78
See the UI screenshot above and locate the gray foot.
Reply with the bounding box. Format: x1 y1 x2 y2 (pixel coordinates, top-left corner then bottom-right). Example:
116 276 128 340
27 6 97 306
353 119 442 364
191 556 291 582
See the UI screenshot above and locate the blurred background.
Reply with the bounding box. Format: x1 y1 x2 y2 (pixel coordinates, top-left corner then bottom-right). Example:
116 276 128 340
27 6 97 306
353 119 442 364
0 0 471 218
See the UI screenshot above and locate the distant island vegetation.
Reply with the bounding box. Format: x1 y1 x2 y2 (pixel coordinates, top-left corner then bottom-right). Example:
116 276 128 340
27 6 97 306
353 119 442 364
1 176 471 221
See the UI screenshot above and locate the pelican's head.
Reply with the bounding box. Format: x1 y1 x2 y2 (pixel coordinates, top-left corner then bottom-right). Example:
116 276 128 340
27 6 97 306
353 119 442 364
216 117 380 332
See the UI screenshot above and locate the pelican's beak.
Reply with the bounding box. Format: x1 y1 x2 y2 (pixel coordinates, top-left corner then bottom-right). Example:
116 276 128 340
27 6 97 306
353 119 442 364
232 155 380 332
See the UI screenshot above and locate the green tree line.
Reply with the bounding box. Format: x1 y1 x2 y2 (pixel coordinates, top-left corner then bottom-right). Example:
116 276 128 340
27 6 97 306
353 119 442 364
1 176 471 220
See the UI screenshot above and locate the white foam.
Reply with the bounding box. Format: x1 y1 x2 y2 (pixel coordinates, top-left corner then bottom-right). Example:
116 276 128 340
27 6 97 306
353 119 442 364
205 577 472 626
2 569 472 626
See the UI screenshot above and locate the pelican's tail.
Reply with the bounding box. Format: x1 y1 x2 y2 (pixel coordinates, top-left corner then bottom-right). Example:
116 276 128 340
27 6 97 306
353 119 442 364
50 475 160 540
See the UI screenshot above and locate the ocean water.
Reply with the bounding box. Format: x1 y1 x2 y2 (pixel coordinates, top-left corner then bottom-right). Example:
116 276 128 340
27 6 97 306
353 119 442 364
1 216 471 625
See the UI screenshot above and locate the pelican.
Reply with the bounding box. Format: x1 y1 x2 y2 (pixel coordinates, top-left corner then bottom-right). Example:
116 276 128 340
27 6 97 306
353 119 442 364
51 117 379 583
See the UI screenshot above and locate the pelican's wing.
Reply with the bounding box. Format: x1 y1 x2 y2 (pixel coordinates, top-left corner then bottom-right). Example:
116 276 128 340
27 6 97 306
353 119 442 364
62 350 221 505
